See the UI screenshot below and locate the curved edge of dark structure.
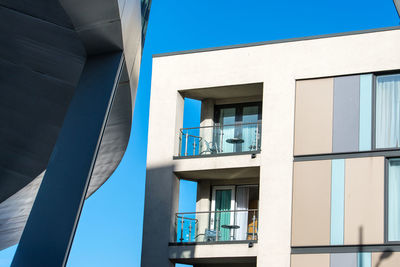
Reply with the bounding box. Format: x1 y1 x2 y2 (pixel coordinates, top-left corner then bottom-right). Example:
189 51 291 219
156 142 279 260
0 0 151 251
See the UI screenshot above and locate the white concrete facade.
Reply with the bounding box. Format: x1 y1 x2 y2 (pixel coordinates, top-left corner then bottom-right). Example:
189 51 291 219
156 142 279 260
142 27 400 267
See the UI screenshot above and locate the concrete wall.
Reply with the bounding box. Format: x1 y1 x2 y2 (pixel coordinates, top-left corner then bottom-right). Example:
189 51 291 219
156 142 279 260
142 28 400 266
169 243 258 262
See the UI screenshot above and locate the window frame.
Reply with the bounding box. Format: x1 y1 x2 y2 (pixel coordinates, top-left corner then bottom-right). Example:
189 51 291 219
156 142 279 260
209 184 259 231
369 71 400 244
372 71 400 151
213 102 262 125
384 157 400 244
213 102 262 153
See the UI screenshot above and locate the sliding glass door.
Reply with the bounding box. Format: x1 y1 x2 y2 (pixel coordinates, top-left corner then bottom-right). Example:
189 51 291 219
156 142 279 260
218 108 236 153
214 102 261 153
211 186 235 241
242 106 260 152
211 185 259 241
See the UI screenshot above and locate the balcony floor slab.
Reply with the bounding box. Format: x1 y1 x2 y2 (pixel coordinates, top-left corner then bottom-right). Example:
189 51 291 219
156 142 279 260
169 242 258 264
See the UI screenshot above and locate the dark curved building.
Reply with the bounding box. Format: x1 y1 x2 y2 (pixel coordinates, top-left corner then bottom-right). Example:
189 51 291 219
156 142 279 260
0 0 151 265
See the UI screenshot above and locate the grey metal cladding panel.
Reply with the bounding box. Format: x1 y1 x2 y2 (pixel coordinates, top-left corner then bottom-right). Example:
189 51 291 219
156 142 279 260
0 142 45 178
0 6 85 204
11 52 123 267
331 253 357 267
0 0 74 28
0 173 44 250
77 21 124 55
0 7 85 83
0 171 34 202
0 60 77 107
86 80 132 197
59 0 124 54
120 0 142 77
395 0 400 17
59 0 120 29
333 75 360 153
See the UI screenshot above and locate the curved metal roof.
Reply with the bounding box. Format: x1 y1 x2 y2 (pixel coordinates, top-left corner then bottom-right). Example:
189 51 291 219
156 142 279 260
0 0 150 250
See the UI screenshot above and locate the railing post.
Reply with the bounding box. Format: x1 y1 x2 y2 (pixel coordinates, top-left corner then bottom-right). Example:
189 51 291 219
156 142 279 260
195 219 198 242
193 138 196 156
185 132 188 156
252 210 256 240
255 123 259 151
179 131 182 156
219 126 223 153
174 214 177 242
188 222 192 242
180 216 184 242
216 214 219 241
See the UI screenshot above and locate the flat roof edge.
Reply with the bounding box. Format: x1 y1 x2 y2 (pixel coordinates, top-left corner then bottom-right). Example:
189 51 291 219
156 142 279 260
153 26 400 58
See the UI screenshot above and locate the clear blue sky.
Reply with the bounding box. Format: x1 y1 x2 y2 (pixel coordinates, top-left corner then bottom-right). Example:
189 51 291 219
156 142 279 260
0 1 399 266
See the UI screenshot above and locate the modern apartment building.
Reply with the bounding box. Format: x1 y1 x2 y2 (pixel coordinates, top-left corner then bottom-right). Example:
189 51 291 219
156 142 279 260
142 23 400 267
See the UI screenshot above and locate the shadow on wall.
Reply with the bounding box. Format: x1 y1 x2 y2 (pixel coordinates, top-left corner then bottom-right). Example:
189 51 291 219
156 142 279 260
375 250 393 267
169 244 196 265
141 164 195 267
357 226 393 267
142 164 255 267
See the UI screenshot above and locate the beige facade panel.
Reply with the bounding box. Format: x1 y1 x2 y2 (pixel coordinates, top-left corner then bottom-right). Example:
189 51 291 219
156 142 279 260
294 78 334 156
344 157 385 245
291 254 330 267
372 252 400 267
292 160 331 246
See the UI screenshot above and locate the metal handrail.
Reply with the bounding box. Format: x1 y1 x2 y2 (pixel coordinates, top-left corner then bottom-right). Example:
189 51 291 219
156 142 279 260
179 122 262 156
176 209 258 215
175 209 259 243
175 215 199 222
180 121 261 131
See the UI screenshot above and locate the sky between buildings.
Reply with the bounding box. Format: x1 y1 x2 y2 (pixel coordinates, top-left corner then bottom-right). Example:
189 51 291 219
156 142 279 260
0 0 399 266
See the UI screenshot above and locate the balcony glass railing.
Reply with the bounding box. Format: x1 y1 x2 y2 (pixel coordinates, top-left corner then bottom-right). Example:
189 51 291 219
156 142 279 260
174 210 258 243
178 122 261 157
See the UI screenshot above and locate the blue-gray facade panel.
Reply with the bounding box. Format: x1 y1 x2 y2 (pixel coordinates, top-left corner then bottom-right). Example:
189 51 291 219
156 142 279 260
330 253 358 267
333 76 360 153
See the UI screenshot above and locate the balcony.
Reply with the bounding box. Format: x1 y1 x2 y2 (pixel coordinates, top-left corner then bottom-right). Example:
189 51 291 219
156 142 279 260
178 122 261 157
174 209 258 243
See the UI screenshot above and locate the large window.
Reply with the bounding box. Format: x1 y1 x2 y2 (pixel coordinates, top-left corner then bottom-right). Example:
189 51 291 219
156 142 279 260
375 74 400 149
388 159 400 242
210 185 259 241
214 102 262 153
178 101 261 157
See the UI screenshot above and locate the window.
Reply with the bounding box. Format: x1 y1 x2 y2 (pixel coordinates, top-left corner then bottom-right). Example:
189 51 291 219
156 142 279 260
214 102 262 153
388 158 400 242
375 74 400 149
210 185 259 241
